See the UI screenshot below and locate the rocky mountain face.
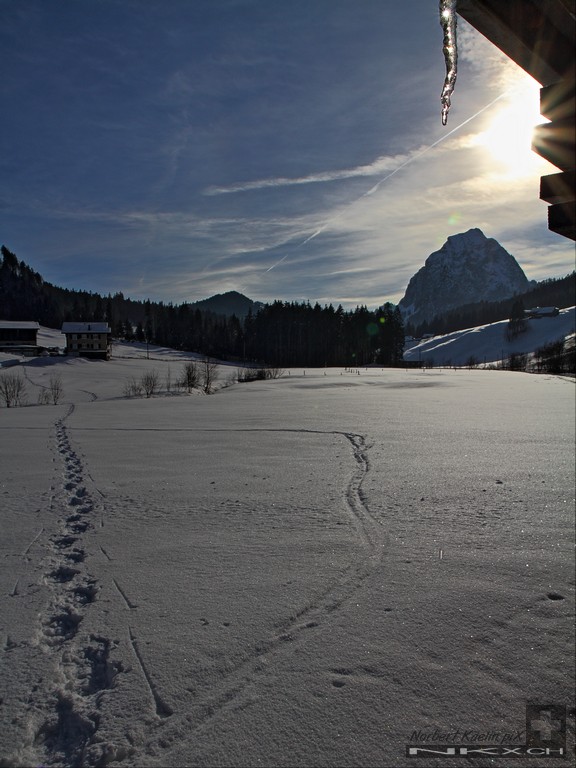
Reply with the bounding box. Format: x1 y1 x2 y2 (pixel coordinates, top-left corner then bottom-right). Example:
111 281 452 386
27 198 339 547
398 229 533 328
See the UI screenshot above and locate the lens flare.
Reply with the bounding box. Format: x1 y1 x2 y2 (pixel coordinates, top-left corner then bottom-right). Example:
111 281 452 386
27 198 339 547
476 87 550 177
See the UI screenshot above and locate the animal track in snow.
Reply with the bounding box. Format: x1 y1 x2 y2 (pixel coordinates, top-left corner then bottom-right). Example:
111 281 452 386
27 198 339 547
33 633 125 767
29 407 122 766
74 579 99 605
81 635 123 695
45 606 83 644
65 548 86 564
52 535 78 550
50 565 79 583
33 690 98 766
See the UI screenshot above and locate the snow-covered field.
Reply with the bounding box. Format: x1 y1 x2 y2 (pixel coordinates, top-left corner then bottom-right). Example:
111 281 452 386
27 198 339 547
1 336 574 767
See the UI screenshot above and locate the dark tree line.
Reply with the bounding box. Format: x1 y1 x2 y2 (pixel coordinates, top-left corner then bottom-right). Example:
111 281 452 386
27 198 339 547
533 337 575 374
122 299 404 367
1 245 145 331
1 246 404 367
243 301 404 367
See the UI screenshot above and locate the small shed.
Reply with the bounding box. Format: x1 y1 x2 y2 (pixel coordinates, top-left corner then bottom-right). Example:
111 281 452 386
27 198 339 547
0 320 40 355
61 322 112 360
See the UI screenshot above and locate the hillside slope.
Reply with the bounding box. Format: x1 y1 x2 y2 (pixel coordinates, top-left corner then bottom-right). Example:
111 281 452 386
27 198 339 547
404 306 575 367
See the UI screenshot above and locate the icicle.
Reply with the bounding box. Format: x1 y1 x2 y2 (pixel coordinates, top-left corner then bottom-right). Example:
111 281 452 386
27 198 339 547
439 0 458 125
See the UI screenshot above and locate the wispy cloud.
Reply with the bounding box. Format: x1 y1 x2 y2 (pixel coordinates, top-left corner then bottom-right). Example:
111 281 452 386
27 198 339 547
203 99 521 250
203 132 486 198
203 152 413 195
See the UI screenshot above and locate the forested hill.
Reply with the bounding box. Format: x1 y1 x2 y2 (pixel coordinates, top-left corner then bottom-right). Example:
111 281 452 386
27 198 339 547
191 290 263 318
0 246 404 366
0 245 148 331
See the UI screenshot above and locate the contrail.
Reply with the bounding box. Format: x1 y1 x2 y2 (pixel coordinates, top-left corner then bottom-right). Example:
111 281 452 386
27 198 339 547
357 89 510 198
264 253 290 273
262 88 513 277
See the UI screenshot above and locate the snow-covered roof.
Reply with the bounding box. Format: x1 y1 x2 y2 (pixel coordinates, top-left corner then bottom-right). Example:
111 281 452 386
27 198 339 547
0 320 40 330
61 322 111 333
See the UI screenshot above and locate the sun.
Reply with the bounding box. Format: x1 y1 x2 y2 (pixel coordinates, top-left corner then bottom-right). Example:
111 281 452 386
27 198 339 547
476 86 550 177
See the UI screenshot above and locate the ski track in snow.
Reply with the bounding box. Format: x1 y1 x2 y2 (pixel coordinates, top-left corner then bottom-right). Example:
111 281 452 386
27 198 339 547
19 407 388 764
122 427 389 757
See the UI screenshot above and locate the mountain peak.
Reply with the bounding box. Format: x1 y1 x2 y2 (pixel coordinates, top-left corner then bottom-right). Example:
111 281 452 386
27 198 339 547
399 231 531 328
190 290 262 318
442 227 490 250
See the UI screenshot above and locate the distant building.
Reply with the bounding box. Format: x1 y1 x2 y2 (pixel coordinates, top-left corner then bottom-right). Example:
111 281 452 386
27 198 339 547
62 322 112 360
524 307 560 319
0 320 40 356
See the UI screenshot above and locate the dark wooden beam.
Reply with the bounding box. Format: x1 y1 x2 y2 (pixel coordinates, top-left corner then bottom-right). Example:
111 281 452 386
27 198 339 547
547 201 576 240
540 170 576 203
456 0 575 86
533 118 576 170
540 79 575 121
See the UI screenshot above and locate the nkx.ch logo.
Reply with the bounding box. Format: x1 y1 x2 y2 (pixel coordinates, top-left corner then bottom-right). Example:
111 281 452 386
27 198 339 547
407 704 567 758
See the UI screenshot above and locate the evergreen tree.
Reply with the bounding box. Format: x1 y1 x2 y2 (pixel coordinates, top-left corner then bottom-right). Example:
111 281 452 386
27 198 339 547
507 298 527 340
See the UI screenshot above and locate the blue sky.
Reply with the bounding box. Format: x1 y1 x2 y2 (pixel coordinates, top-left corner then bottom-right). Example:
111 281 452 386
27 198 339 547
1 0 573 309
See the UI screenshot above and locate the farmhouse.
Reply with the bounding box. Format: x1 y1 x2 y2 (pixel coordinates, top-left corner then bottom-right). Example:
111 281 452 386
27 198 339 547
0 320 40 356
62 322 112 360
524 307 560 319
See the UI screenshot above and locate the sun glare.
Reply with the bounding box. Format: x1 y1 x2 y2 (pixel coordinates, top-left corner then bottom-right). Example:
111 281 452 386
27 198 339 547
476 86 550 177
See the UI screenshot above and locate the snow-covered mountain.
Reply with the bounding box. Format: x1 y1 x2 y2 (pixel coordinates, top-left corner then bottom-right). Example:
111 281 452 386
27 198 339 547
398 229 533 328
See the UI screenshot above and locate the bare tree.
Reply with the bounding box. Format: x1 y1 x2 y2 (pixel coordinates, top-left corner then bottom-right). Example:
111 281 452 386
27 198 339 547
141 369 160 398
123 376 143 398
508 352 528 372
237 365 285 383
201 357 218 394
0 372 27 407
180 361 200 392
48 373 64 404
265 365 285 379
